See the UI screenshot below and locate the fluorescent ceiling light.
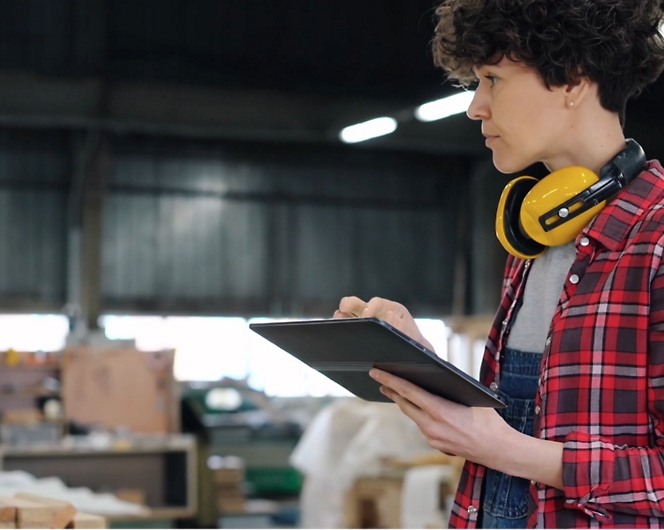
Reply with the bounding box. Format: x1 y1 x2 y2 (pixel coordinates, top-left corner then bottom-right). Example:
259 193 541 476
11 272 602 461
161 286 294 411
415 91 476 122
339 117 398 144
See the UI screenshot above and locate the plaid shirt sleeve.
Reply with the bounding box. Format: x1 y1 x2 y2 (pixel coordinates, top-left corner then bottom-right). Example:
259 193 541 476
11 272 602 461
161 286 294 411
561 217 664 521
452 163 664 528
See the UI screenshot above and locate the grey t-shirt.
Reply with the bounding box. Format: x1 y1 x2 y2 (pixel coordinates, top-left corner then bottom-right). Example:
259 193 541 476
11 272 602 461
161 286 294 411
506 242 577 353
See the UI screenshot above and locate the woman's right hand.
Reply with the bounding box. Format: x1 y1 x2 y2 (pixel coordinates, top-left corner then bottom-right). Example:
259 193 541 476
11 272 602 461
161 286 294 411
333 295 435 353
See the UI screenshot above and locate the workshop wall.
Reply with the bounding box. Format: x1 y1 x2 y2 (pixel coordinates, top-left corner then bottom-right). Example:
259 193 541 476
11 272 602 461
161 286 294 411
102 138 470 316
0 130 69 308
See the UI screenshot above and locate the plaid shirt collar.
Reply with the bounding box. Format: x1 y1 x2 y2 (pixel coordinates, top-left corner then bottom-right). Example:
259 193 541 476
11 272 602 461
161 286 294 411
583 161 663 252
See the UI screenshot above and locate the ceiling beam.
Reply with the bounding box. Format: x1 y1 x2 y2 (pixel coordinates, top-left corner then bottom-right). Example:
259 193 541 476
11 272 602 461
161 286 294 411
0 72 486 155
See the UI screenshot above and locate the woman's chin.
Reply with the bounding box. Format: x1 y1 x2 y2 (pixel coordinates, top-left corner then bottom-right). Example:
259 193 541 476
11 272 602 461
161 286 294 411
491 151 531 175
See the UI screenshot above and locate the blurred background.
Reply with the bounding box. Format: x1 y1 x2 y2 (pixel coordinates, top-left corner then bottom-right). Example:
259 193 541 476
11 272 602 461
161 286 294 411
0 1 660 528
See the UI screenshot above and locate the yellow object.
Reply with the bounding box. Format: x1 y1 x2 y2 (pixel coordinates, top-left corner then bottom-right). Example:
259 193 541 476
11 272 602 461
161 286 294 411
5 349 20 367
496 139 646 259
520 166 604 246
111 439 134 451
496 176 545 260
496 168 605 259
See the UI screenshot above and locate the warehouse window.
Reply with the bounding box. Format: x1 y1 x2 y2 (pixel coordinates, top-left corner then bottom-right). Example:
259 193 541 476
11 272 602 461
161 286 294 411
0 314 69 352
101 315 450 398
414 318 449 361
102 316 250 382
245 317 353 397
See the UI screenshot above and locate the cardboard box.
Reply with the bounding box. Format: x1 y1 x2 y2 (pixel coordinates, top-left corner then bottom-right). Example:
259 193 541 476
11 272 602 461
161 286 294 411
61 347 178 434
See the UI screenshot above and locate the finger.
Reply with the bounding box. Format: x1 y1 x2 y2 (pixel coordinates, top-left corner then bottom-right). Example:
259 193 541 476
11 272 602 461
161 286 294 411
380 386 433 427
381 386 454 454
333 310 355 319
339 296 367 317
384 309 400 328
370 368 450 413
364 297 391 319
388 300 409 316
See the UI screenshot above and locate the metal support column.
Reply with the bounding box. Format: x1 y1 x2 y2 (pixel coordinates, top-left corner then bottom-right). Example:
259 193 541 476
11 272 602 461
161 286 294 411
66 132 111 336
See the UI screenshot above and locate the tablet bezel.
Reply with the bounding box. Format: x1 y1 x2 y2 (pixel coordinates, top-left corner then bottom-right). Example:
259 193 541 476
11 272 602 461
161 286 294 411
249 317 506 408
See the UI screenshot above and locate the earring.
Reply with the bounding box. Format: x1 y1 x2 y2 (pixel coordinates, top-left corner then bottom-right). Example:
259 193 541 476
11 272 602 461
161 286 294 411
568 100 575 107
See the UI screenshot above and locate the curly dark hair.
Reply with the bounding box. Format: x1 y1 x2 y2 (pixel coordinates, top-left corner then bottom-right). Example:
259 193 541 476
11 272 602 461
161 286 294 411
432 0 664 123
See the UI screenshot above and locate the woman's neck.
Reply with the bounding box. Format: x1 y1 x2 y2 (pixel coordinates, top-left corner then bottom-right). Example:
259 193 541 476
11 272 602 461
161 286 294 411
543 111 626 175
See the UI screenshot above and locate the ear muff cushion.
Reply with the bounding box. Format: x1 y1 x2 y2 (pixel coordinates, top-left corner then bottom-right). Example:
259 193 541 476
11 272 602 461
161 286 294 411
520 166 603 247
496 177 546 259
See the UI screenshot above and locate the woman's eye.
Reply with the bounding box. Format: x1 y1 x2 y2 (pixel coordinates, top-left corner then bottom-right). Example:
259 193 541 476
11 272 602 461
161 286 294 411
485 75 497 85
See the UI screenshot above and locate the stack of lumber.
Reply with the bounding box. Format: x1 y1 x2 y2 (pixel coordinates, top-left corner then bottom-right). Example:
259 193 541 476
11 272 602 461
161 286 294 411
0 493 106 529
382 451 466 496
214 464 245 514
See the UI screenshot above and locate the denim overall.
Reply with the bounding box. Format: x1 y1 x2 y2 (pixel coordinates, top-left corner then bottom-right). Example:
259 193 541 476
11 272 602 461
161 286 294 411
478 348 541 529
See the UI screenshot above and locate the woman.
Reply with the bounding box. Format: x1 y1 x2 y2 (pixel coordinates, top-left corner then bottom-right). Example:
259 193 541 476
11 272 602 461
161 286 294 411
335 0 664 527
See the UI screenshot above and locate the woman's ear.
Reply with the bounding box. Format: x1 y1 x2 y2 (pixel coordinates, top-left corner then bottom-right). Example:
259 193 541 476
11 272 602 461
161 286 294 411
563 75 592 107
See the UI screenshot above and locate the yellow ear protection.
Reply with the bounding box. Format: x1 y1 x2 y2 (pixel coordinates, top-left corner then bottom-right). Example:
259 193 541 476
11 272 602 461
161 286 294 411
496 139 646 259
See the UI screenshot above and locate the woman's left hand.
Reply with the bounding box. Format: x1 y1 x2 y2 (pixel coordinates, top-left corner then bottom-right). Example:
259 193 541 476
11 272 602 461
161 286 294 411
370 368 513 466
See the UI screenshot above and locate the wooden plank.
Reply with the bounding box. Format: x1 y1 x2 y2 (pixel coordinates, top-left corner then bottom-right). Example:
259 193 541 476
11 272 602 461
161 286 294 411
68 513 106 529
0 497 54 529
2 409 43 425
0 499 17 523
111 489 145 505
14 492 76 528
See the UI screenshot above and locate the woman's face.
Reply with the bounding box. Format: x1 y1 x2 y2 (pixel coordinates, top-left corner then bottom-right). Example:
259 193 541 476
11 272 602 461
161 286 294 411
467 57 573 174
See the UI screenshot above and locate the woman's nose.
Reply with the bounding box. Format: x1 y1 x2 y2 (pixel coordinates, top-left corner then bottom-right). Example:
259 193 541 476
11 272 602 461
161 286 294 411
467 90 489 121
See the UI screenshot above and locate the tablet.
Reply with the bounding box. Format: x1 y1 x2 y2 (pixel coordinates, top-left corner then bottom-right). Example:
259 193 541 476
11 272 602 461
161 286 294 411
249 317 506 408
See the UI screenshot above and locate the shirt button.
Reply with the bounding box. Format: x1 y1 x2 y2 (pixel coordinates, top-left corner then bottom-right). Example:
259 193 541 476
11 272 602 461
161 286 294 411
545 337 551 347
531 480 536 485
467 505 478 515
569 274 580 284
566 499 575 505
580 236 590 247
535 405 541 414
490 382 498 391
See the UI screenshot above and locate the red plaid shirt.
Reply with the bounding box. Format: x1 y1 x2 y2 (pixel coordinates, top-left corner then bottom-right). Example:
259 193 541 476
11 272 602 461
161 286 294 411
449 160 664 528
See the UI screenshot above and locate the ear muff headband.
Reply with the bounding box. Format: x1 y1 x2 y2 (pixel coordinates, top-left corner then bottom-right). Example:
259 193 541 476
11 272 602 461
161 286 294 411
528 139 646 240
496 176 547 260
496 139 646 259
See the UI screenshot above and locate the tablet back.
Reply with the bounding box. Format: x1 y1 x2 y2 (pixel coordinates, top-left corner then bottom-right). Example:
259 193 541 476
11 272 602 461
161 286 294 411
250 318 505 408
